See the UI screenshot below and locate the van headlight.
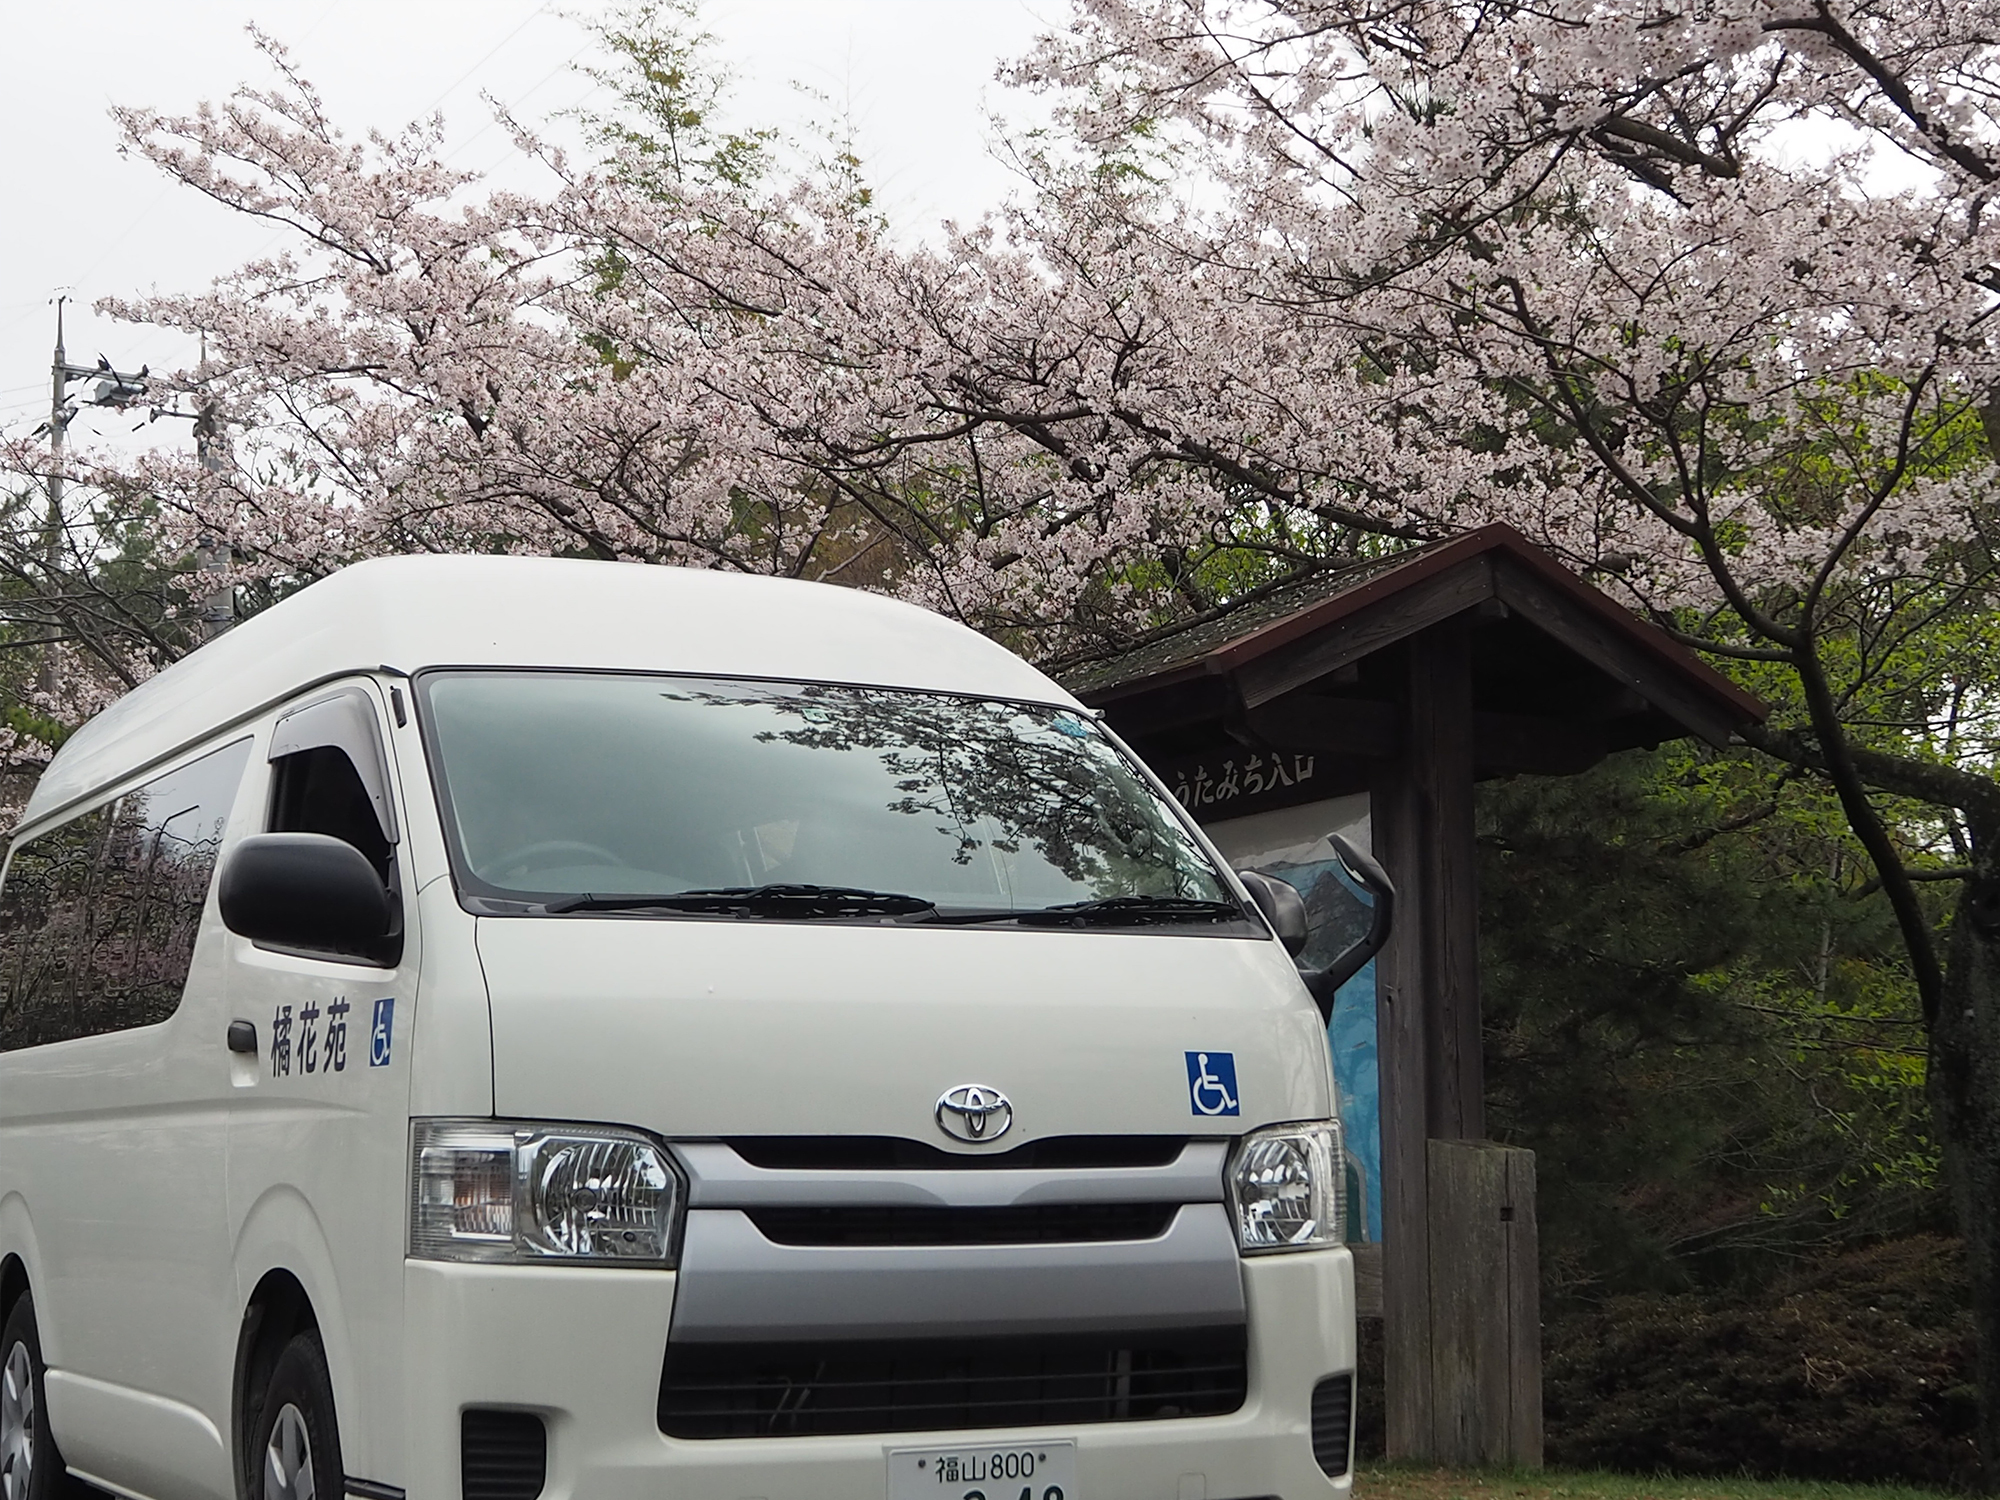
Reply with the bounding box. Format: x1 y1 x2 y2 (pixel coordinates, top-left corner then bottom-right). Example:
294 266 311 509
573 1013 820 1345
1226 1119 1344 1253
411 1119 684 1265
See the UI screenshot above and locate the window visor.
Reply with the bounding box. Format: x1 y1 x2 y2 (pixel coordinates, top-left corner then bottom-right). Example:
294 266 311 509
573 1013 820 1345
269 687 399 844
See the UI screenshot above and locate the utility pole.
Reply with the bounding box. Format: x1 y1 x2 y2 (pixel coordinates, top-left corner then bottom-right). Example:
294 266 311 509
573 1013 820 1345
36 298 234 658
43 295 152 540
38 298 72 701
43 297 69 579
192 395 234 641
35 302 66 708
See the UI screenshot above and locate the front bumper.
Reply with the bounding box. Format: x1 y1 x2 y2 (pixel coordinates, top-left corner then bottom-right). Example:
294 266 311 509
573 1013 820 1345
403 1248 1355 1500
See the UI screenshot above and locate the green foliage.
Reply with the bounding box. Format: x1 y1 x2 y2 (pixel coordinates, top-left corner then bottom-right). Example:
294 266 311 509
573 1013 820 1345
575 0 775 195
1472 742 1971 1485
1479 745 1944 1304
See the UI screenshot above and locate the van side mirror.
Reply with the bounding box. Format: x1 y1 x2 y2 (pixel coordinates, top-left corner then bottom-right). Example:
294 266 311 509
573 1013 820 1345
1303 834 1395 1021
219 833 400 968
1240 835 1397 1025
1237 870 1308 957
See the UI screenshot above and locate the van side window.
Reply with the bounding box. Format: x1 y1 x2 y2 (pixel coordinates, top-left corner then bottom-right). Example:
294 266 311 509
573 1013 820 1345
268 747 393 883
0 738 252 1051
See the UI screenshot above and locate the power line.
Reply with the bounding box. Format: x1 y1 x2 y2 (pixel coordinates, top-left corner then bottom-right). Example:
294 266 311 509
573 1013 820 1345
291 0 345 48
65 183 178 297
216 6 581 271
444 36 600 167
24 2 591 442
476 79 611 174
424 2 553 115
55 0 346 310
37 2 549 377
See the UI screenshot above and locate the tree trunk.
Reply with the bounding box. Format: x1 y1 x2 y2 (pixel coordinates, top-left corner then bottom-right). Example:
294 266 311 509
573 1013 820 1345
1930 853 2000 1491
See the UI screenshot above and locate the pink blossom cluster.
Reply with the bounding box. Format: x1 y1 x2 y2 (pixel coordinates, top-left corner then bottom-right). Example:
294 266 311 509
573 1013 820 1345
19 2 1999 666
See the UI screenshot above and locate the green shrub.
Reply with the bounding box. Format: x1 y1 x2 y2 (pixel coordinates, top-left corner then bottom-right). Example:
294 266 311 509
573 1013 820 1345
1544 1237 1977 1490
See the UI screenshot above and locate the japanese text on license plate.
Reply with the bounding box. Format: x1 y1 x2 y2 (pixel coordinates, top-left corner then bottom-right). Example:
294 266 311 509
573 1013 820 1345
886 1439 1077 1500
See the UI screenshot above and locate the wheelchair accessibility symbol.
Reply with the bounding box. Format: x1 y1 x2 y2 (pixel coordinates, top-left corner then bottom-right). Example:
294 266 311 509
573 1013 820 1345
1185 1051 1240 1117
369 997 395 1068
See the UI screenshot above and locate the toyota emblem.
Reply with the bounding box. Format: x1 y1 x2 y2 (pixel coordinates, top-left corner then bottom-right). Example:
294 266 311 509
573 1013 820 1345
935 1084 1014 1144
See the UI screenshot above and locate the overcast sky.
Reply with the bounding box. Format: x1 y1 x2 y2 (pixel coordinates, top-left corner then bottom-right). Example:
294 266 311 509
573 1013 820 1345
0 0 1056 449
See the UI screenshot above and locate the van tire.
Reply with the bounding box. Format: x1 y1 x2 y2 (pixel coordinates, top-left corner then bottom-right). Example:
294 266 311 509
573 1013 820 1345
250 1334 343 1500
0 1293 78 1500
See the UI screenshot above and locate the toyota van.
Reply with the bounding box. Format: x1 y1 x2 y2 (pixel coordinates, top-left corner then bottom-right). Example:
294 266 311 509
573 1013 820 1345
0 556 1383 1500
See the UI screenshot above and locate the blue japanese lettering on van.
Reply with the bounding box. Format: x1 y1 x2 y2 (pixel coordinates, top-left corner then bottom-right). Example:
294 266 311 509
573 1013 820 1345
1185 1051 1239 1117
370 997 395 1067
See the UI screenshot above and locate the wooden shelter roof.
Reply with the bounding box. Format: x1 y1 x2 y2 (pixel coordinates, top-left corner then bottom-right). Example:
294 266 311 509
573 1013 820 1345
1057 525 1766 813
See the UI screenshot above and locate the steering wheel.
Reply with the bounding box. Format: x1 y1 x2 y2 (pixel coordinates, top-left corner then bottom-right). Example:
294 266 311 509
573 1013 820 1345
487 840 632 880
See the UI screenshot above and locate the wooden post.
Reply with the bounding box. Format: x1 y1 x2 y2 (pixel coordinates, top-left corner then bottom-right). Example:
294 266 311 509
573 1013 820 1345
1410 624 1483 1142
1371 729 1432 1457
1426 1141 1543 1466
1373 624 1481 1458
1506 1150 1544 1465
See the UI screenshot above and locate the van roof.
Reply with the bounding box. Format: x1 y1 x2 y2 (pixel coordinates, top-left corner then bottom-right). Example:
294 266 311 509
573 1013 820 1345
22 555 1079 834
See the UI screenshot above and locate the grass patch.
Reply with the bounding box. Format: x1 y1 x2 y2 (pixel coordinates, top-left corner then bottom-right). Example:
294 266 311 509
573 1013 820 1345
1357 1466 1961 1500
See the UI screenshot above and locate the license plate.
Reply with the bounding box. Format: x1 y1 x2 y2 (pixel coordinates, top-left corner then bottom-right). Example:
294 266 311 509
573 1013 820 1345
887 1439 1078 1500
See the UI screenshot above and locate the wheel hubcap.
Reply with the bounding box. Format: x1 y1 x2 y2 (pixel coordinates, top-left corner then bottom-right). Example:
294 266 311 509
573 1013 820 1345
0 1341 34 1500
264 1402 315 1500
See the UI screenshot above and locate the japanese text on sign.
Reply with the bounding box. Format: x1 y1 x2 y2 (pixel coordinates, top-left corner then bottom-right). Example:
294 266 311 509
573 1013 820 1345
1170 751 1316 811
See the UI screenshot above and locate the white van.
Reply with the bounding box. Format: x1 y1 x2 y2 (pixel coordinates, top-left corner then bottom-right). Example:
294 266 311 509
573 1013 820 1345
0 556 1387 1500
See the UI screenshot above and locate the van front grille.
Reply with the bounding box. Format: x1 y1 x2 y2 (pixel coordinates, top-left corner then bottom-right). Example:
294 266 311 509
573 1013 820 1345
658 1328 1248 1438
723 1135 1187 1171
743 1202 1178 1246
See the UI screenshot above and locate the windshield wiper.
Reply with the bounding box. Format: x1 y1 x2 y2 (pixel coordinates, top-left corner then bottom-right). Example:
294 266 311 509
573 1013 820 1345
927 895 1250 928
542 887 1244 927
542 884 937 918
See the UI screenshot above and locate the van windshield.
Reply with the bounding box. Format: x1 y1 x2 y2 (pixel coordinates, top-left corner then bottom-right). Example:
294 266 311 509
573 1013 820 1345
418 671 1239 922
